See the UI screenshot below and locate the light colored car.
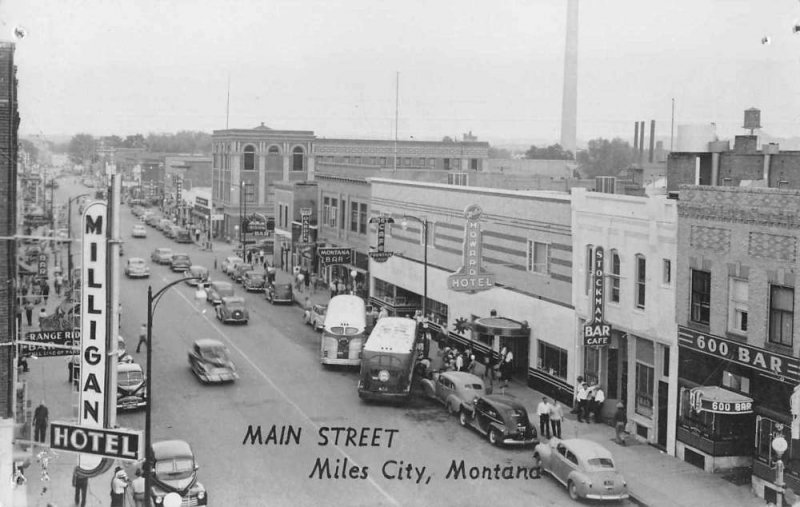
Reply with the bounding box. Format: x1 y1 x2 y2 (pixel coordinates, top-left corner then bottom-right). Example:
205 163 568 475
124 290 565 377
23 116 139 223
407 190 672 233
169 253 192 272
149 440 207 506
150 247 173 264
533 438 629 502
131 224 147 238
183 265 209 286
421 371 485 415
188 338 238 383
117 362 147 410
215 296 249 324
205 280 235 305
221 256 244 276
124 257 150 278
305 303 327 331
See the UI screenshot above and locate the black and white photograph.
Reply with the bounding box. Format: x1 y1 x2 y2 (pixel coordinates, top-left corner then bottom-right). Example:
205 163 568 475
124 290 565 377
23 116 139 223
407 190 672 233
1 1 800 506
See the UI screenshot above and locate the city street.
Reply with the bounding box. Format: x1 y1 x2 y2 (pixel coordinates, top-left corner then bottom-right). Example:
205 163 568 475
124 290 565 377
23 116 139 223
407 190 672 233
26 180 623 506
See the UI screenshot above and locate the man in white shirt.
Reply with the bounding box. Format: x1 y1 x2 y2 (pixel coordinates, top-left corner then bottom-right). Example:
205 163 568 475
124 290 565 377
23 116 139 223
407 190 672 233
592 385 606 424
536 397 552 439
576 382 589 423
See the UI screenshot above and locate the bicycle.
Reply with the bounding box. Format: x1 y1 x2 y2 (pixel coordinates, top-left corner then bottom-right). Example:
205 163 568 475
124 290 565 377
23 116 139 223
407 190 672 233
36 448 59 486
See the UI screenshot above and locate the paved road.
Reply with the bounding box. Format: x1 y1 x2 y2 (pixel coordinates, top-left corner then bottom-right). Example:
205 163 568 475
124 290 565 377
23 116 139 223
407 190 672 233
30 178 634 506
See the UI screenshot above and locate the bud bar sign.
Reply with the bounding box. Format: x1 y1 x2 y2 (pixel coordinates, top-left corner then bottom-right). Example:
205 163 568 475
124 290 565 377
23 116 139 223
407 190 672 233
583 246 611 347
50 421 143 461
368 216 394 263
20 330 80 357
448 204 495 292
318 247 352 267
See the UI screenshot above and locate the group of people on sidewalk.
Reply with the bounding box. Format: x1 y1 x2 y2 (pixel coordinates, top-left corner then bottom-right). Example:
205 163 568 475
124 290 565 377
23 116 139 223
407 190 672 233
572 376 629 445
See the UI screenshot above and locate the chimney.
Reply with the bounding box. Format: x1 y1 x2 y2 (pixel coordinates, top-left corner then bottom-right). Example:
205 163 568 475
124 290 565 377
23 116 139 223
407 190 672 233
633 122 639 160
639 121 645 163
649 120 656 163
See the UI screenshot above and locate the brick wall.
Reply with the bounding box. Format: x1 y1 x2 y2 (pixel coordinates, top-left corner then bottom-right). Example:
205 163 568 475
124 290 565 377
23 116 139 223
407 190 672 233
0 43 17 418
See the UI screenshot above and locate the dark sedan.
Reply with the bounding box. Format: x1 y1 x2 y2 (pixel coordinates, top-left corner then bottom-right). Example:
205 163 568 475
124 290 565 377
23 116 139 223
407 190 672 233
205 280 235 305
188 338 238 383
458 394 538 447
265 283 293 304
215 296 249 324
242 270 267 292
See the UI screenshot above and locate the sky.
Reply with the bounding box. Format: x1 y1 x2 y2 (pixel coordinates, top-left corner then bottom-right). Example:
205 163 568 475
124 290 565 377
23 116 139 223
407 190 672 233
3 0 800 147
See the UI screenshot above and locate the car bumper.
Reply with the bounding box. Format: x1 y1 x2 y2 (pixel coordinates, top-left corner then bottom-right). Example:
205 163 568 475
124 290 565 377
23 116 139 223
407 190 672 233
585 492 629 501
117 397 147 410
199 371 238 383
269 297 293 304
171 265 190 271
500 436 538 446
244 285 265 292
321 357 361 366
126 272 150 278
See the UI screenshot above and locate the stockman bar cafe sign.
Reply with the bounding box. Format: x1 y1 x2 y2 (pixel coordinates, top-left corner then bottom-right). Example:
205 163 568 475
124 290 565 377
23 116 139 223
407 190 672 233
583 246 611 347
368 216 394 262
448 204 495 292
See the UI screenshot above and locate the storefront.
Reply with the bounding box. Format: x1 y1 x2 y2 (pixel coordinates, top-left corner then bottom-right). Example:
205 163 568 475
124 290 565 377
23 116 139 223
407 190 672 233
677 325 800 497
471 316 530 380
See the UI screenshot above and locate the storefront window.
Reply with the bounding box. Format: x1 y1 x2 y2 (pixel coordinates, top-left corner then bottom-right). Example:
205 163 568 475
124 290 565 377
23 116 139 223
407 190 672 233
538 341 568 380
635 338 655 418
755 417 799 475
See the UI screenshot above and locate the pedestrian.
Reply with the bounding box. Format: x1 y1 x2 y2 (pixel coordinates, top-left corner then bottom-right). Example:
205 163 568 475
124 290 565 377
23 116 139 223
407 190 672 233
110 467 128 507
53 273 63 296
41 282 50 304
259 250 265 266
195 228 201 242
33 400 48 443
137 323 148 353
482 354 496 389
592 385 606 424
576 382 589 423
550 400 564 439
614 402 628 445
536 397 552 439
302 267 310 290
499 345 514 388
15 303 22 329
378 306 388 320
214 257 218 270
585 385 596 422
296 272 305 292
571 375 584 414
454 350 464 371
72 466 88 507
303 297 312 323
330 279 338 298
131 468 146 507
37 307 47 328
246 250 253 264
336 279 346 295
24 298 33 326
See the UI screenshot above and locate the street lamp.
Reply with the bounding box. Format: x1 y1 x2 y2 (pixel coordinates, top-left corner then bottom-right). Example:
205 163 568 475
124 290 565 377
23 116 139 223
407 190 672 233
773 427 788 507
66 193 91 285
399 215 428 319
144 277 206 507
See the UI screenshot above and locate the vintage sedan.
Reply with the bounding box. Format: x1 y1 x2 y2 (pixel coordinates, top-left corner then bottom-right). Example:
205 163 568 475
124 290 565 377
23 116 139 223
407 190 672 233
117 362 147 410
169 253 192 272
421 371 485 415
149 440 208 506
533 438 629 502
131 224 147 238
304 303 327 331
221 256 244 276
215 296 249 324
458 395 538 447
242 270 267 292
183 265 209 286
205 280 235 305
265 282 293 304
188 338 238 383
232 263 255 283
150 247 173 264
124 257 150 278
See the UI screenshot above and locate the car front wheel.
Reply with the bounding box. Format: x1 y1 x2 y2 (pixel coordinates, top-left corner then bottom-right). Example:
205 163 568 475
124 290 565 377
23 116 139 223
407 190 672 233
447 401 459 415
488 429 501 446
568 480 580 501
458 410 469 427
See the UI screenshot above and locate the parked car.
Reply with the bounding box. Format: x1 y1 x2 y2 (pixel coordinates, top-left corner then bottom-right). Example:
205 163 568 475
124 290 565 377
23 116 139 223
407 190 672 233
458 395 538 447
420 371 486 415
205 280 235 305
150 247 173 264
183 265 209 286
215 296 249 324
232 263 255 283
145 214 161 227
149 440 208 506
169 253 192 272
533 438 629 502
188 338 238 383
305 303 327 331
221 256 244 276
157 218 173 231
265 282 293 304
131 224 147 238
165 225 181 239
124 257 150 278
242 270 266 292
174 228 193 243
117 362 147 410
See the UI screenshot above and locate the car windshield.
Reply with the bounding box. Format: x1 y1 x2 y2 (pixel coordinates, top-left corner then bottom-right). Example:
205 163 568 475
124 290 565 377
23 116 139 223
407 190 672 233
118 370 143 385
129 259 145 267
586 457 615 470
219 287 235 296
174 255 189 262
200 346 230 362
249 274 265 281
154 458 194 479
227 301 245 309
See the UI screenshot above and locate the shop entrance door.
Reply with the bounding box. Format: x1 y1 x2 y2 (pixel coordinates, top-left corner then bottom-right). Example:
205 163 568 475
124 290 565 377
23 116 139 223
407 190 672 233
657 381 668 449
508 338 528 380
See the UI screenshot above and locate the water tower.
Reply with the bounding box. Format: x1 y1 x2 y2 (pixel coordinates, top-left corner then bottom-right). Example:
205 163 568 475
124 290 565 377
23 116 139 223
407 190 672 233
743 108 761 135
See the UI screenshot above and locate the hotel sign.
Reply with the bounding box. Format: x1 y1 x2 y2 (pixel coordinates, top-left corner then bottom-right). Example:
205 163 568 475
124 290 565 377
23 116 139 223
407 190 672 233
369 216 394 263
80 202 109 470
50 422 143 461
679 326 800 383
448 204 495 292
583 246 612 347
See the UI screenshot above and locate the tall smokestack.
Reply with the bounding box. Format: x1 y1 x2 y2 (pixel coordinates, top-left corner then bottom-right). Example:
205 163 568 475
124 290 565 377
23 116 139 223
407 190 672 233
649 120 656 163
633 122 639 160
560 0 579 156
639 121 645 163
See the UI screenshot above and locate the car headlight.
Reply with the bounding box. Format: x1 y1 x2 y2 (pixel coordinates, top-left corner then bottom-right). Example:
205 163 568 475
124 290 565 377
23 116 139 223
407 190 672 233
198 491 206 499
378 370 390 382
154 496 163 504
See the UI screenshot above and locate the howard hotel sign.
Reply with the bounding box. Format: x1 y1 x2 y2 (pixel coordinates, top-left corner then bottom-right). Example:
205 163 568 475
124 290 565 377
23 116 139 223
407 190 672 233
584 246 612 346
448 204 495 292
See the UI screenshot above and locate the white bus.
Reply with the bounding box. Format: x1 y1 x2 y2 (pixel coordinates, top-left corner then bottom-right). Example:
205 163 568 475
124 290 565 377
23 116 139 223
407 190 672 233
320 295 367 366
357 317 419 402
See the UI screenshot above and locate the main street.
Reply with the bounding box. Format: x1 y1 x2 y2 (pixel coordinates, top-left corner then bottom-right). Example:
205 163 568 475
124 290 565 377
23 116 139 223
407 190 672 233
39 178 627 506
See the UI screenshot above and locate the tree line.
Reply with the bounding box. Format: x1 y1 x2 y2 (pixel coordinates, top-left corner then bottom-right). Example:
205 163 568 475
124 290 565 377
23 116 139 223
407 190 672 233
49 131 213 165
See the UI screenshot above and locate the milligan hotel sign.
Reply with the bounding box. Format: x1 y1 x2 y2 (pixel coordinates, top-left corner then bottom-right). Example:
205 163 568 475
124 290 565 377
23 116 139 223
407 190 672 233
584 246 612 347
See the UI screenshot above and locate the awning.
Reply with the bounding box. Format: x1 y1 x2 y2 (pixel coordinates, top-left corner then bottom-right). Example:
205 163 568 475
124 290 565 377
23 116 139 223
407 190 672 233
690 386 753 415
473 316 530 338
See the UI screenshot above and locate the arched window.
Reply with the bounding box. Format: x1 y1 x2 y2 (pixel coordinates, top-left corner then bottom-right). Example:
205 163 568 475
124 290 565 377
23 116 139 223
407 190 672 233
609 250 621 303
292 146 305 171
243 145 256 171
